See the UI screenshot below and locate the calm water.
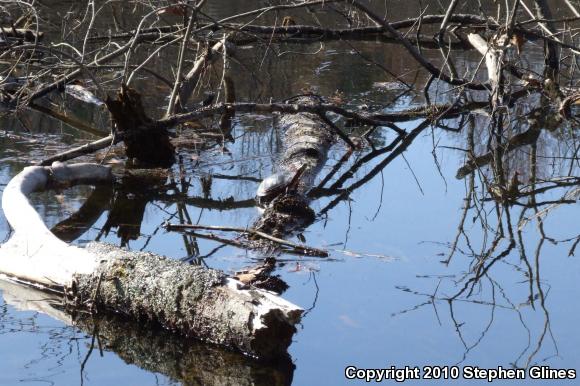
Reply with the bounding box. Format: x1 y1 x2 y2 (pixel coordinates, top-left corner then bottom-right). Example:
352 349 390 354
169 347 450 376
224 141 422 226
0 1 579 385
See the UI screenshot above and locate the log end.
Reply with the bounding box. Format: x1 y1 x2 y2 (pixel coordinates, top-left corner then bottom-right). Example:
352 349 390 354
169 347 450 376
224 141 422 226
226 278 303 359
251 307 302 360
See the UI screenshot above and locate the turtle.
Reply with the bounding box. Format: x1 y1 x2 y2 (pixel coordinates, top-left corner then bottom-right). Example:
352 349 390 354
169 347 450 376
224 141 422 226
256 163 308 205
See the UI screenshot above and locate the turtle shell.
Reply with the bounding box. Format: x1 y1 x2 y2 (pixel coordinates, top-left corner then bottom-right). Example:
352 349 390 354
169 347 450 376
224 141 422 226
257 170 294 198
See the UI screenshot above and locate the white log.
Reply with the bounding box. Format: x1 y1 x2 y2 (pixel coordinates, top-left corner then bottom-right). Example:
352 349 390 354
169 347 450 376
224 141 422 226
0 163 111 286
0 162 303 359
467 33 503 93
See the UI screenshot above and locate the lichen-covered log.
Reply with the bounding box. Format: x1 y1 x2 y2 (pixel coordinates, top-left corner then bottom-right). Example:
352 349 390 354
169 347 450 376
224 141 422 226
67 243 301 359
0 163 302 360
274 97 335 194
254 96 335 236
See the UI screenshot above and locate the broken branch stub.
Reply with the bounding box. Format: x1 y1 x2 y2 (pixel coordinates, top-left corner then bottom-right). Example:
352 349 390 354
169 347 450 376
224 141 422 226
106 86 175 167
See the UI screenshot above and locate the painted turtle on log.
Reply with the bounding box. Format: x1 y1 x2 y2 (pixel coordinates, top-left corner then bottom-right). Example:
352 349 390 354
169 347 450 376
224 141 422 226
256 164 307 205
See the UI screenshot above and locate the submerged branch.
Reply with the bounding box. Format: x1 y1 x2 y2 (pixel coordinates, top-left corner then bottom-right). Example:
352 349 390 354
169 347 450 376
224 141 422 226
165 223 328 257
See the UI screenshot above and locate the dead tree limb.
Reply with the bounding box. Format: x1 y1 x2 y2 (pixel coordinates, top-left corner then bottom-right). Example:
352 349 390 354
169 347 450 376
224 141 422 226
349 1 488 90
89 14 490 42
525 0 560 76
165 223 328 257
29 103 108 138
467 33 503 105
170 39 226 115
38 90 537 167
165 3 202 116
564 0 580 17
37 135 117 166
0 163 303 359
437 0 461 43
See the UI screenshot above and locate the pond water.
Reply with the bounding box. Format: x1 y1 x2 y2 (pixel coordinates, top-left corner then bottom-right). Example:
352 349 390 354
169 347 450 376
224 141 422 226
0 1 579 385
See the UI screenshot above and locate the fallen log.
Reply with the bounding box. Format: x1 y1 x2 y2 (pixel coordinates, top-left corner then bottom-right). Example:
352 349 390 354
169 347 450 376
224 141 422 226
0 162 302 360
254 96 335 237
166 98 337 253
37 99 409 166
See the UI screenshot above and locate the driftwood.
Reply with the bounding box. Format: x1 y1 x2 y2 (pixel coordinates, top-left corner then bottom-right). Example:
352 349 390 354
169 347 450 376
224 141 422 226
0 163 302 360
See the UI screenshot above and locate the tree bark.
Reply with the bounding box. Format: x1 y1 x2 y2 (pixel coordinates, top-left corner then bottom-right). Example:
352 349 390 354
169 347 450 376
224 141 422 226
254 96 335 237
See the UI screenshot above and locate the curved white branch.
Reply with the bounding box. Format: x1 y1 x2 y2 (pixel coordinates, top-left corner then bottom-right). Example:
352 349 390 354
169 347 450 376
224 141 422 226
0 163 113 286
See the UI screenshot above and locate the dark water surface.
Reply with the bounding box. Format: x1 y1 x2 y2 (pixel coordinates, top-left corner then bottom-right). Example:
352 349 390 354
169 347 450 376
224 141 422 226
0 1 579 385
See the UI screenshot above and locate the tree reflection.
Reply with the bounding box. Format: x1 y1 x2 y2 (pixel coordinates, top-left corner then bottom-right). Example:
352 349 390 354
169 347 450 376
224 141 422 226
391 81 578 367
0 280 293 386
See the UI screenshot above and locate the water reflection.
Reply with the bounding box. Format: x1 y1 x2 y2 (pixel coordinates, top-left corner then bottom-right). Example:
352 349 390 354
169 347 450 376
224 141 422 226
389 100 578 369
0 279 293 386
